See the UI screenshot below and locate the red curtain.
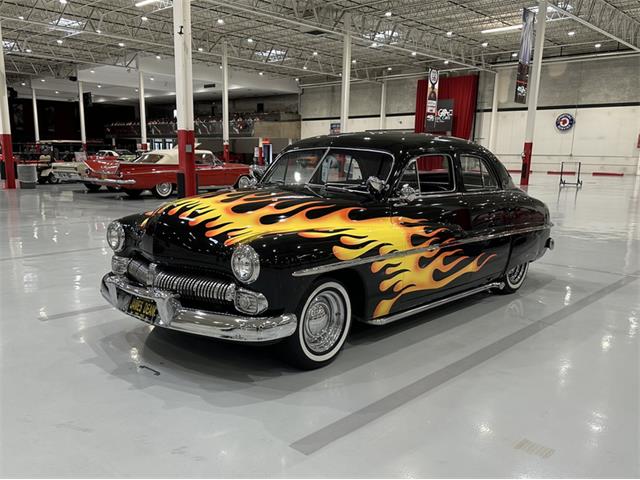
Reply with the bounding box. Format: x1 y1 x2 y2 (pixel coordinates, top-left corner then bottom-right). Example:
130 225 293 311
413 75 479 140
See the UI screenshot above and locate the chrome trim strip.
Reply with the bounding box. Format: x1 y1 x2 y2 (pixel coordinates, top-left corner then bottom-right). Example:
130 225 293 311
291 223 551 277
101 273 296 342
88 178 136 185
364 282 504 326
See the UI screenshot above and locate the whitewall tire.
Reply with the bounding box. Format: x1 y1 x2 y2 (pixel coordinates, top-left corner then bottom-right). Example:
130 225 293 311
282 280 351 369
236 175 251 189
498 262 529 294
153 182 173 199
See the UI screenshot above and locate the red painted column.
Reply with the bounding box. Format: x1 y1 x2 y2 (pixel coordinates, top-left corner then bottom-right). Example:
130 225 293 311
223 143 230 162
1 134 16 189
172 0 197 197
521 142 533 187
177 129 196 196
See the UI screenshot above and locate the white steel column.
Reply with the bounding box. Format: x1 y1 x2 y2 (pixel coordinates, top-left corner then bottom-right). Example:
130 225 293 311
221 42 230 161
521 0 547 186
340 13 352 133
138 68 147 150
488 71 500 151
0 23 15 188
379 79 387 130
77 80 87 150
31 84 40 144
173 0 196 196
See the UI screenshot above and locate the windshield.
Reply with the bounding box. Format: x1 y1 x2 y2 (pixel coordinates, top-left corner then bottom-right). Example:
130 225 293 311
262 148 393 188
133 153 166 164
115 149 132 156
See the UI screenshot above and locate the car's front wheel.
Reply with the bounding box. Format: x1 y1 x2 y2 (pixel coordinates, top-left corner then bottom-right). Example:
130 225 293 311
235 175 252 189
498 262 529 294
152 182 173 199
282 280 351 369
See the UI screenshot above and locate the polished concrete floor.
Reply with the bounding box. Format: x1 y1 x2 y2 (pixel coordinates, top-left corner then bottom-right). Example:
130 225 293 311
1 176 638 477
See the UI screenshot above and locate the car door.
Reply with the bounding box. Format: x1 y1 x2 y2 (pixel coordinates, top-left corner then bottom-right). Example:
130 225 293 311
195 153 226 187
457 152 511 281
387 153 473 313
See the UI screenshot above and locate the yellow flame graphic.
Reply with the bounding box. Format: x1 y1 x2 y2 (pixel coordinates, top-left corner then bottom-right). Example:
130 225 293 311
148 191 495 317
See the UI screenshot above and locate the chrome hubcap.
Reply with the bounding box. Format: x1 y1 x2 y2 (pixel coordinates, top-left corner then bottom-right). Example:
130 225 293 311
507 263 527 286
156 183 172 196
238 176 250 188
303 290 346 354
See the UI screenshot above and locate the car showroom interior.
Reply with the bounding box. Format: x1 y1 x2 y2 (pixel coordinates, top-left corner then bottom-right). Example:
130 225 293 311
0 0 638 477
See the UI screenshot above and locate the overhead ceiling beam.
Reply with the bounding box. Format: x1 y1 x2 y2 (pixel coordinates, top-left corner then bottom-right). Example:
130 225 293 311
549 0 640 52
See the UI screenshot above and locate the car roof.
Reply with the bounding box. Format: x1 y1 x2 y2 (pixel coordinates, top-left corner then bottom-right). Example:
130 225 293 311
144 149 213 155
285 131 489 162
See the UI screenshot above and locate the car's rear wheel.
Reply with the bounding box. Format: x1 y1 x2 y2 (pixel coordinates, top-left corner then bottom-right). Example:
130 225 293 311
152 182 173 199
497 262 529 294
281 280 351 370
235 175 252 189
48 173 59 184
83 182 101 192
124 189 143 198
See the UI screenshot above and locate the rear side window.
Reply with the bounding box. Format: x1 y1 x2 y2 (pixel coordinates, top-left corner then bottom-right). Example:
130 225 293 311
460 155 498 191
415 155 455 193
196 153 214 164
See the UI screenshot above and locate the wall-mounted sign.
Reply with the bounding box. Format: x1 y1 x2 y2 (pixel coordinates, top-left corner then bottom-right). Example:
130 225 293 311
426 69 439 115
555 113 575 131
426 99 454 132
330 122 341 134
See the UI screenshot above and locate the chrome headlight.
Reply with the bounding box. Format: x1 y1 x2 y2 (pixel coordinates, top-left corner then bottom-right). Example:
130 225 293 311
231 244 260 284
106 221 126 253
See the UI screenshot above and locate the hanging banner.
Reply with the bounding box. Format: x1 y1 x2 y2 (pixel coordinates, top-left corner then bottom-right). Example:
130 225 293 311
426 99 454 133
426 69 439 115
514 8 535 104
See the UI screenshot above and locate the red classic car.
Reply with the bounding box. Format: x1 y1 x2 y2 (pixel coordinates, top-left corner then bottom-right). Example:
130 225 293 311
84 148 251 198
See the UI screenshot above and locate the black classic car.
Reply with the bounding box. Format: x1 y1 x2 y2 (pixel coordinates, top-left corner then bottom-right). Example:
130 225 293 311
101 132 553 369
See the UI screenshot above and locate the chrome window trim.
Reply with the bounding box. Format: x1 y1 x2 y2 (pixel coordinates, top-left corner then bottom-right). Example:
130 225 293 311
459 153 501 192
291 223 551 277
394 153 457 198
261 146 396 187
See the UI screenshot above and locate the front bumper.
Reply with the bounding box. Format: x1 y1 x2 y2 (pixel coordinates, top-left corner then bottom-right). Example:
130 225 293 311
101 273 297 342
88 178 136 186
53 171 82 181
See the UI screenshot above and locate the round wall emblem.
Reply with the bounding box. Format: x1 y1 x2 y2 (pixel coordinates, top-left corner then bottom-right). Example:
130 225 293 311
555 113 575 131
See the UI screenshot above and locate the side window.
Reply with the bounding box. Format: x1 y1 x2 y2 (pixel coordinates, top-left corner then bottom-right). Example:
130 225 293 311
195 153 214 165
399 160 420 191
460 155 499 191
415 155 454 193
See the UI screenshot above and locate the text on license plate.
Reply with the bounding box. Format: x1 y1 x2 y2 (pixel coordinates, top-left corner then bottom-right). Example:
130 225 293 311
127 296 158 323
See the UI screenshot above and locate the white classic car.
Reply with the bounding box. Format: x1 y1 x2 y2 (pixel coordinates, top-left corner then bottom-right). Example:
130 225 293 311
49 149 137 183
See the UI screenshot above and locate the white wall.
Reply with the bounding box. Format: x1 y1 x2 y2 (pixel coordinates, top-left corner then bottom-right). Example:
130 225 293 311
300 55 640 175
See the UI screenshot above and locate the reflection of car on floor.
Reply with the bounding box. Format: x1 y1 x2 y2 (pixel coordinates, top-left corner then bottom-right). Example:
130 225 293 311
84 148 251 198
100 132 554 369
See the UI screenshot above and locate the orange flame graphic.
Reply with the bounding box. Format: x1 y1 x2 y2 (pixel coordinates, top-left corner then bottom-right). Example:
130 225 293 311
148 191 495 317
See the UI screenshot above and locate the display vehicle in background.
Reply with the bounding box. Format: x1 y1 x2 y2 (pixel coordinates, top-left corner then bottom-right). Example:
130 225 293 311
100 132 553 369
84 147 251 197
51 149 137 185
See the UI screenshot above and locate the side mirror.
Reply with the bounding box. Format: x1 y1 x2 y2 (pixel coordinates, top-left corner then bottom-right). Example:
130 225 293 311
398 184 418 203
366 176 387 197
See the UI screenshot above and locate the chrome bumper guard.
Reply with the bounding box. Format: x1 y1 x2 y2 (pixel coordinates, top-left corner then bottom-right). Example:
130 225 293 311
101 273 297 342
88 178 136 186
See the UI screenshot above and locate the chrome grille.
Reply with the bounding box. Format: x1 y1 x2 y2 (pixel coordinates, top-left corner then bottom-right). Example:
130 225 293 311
125 258 235 303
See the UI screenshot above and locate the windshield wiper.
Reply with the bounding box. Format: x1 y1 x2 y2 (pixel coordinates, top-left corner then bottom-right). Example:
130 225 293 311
322 183 371 196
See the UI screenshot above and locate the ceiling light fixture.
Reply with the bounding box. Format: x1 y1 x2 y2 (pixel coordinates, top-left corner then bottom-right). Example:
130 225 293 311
446 31 453 37
18 15 24 20
21 82 26 86
96 29 101 34
481 41 489 47
59 0 67 4
134 0 161 7
247 38 253 43
444 60 449 64
295 77 299 81
118 42 125 47
40 78 45 82
352 59 357 64
481 24 522 34
411 51 417 56
594 43 601 48
97 84 102 88
56 39 63 44
155 54 161 59
568 30 575 36
217 18 224 25
149 77 154 81
90 69 95 73
55 91 60 94
141 16 148 21
302 65 308 70
512 52 518 57
26 48 32 53
197 47 203 52
387 66 392 71
259 71 264 76
384 11 392 17
312 51 318 56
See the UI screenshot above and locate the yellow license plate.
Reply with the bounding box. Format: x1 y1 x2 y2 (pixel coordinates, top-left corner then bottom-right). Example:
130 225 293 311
127 296 158 323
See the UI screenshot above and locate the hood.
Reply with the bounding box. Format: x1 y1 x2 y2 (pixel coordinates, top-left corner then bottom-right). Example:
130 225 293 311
137 188 387 265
